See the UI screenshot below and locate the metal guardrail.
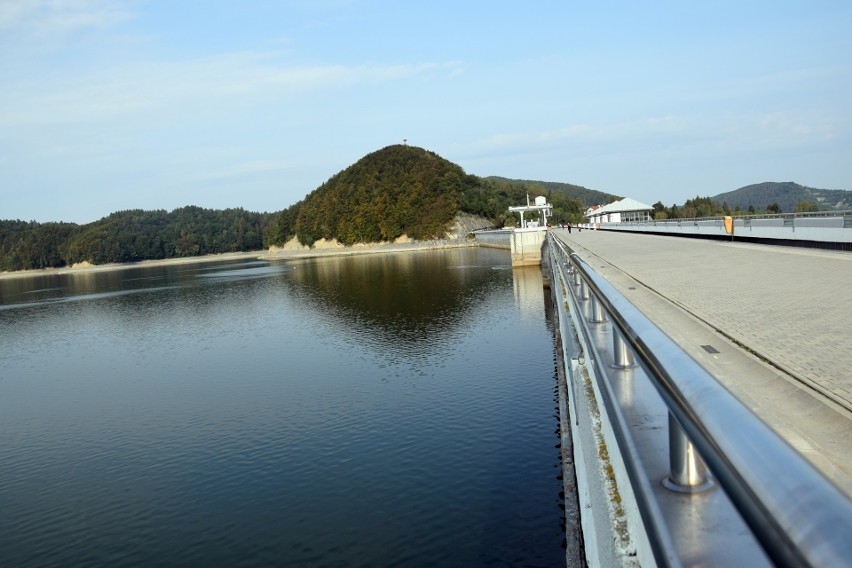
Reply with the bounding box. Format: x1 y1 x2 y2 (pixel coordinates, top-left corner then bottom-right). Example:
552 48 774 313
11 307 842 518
547 233 852 567
581 213 852 247
606 210 852 225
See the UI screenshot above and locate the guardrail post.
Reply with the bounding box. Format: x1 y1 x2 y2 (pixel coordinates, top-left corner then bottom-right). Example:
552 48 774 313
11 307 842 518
663 413 713 493
611 329 636 368
578 278 590 301
588 294 606 323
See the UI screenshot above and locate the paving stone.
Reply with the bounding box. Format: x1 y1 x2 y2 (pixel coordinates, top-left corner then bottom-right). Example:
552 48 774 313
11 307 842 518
552 228 852 494
555 229 852 408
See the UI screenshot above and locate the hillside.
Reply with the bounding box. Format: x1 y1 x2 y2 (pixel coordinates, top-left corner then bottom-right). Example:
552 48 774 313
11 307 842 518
486 176 617 207
266 145 586 247
286 145 475 246
0 207 272 272
712 182 851 213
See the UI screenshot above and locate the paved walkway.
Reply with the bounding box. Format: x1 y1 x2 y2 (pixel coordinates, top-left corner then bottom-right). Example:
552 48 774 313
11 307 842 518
551 228 852 493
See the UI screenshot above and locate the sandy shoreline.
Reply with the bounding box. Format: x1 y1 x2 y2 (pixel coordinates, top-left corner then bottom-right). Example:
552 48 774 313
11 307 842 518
0 240 478 281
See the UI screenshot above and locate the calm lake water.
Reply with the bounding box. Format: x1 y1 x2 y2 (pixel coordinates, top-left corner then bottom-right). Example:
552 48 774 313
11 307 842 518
0 247 564 567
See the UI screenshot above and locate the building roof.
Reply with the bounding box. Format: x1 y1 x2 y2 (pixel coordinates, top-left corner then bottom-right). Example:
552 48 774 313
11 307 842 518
588 197 653 216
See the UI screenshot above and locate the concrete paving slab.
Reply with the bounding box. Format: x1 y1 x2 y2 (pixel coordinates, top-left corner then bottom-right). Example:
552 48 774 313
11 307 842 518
552 228 852 496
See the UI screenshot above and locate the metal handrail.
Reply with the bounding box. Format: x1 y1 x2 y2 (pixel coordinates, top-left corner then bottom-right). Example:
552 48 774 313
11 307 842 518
548 233 852 568
606 210 852 225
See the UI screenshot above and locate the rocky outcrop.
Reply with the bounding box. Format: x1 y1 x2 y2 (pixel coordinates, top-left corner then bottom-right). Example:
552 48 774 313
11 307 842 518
444 213 494 240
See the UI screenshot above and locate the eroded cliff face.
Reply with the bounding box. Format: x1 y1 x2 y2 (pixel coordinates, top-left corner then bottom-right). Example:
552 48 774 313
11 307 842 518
443 213 494 240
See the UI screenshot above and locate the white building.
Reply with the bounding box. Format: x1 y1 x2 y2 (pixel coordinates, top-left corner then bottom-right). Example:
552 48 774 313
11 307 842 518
586 197 654 224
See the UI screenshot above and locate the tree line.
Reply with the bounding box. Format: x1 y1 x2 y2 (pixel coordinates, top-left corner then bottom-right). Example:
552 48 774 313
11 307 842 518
650 196 820 220
1 207 273 272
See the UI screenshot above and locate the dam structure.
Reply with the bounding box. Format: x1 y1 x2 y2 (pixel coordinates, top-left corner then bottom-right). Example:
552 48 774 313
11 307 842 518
507 195 553 266
471 227 852 566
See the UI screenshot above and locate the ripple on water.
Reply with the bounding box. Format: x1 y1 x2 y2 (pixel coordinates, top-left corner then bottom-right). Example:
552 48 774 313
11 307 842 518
0 251 563 567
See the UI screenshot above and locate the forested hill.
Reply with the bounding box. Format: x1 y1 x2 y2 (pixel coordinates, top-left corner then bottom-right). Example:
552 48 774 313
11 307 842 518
270 145 475 246
3 145 588 272
486 176 617 206
1 207 272 272
712 182 852 213
264 145 586 247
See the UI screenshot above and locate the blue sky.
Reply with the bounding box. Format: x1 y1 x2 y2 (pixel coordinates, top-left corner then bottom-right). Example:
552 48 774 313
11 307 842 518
2 0 851 223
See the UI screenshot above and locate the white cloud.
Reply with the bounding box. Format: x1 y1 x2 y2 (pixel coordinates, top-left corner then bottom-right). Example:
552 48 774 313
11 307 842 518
456 109 842 164
196 159 293 182
452 118 689 162
0 0 135 35
758 111 836 141
0 53 461 127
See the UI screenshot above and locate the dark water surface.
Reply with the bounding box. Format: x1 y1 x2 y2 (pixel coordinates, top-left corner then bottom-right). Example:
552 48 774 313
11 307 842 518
0 248 563 567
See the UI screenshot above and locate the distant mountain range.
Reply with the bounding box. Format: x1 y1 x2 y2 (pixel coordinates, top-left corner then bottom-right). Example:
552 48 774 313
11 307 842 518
711 182 851 213
486 176 618 207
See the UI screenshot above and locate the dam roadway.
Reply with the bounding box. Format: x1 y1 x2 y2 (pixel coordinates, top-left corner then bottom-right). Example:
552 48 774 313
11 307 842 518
550 228 852 497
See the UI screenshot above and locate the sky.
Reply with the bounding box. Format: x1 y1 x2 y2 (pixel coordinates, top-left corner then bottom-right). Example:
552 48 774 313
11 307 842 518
2 0 851 224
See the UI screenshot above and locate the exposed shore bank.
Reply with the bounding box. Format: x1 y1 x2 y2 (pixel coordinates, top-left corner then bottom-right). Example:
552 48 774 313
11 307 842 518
0 239 479 281
259 237 476 261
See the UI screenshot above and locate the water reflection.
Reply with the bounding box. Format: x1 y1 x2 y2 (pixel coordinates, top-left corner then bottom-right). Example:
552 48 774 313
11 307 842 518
512 266 550 322
1 259 285 302
0 248 563 567
280 248 512 346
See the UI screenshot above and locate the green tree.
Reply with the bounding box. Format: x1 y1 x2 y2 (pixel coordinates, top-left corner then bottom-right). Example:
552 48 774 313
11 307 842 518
292 145 476 246
2 207 273 270
793 200 818 213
